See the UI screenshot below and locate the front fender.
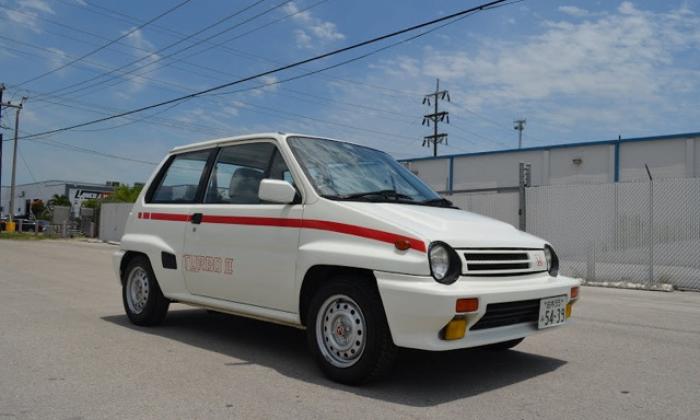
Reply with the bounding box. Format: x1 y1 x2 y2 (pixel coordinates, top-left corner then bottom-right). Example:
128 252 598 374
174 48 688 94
119 233 186 297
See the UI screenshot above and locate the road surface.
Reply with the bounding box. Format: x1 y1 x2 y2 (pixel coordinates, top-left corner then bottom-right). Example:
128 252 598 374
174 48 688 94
1 239 699 419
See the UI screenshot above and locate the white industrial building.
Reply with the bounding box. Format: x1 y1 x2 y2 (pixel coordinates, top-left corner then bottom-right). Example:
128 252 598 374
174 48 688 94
0 180 117 218
402 131 700 192
401 131 700 290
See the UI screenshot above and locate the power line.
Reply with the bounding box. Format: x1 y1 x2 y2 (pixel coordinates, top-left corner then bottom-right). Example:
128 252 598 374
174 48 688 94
35 0 285 100
39 0 329 103
6 0 525 149
17 0 513 141
13 0 194 88
4 0 509 146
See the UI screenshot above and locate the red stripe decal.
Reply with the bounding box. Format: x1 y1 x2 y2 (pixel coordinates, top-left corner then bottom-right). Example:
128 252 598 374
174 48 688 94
141 212 425 252
201 215 303 228
148 212 191 222
302 219 426 252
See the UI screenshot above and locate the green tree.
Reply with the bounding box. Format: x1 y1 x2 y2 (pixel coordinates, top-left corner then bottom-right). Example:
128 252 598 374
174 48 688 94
48 194 71 207
106 185 143 203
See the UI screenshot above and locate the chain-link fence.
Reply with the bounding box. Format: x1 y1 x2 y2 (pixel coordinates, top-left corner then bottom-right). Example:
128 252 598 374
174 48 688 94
526 178 700 290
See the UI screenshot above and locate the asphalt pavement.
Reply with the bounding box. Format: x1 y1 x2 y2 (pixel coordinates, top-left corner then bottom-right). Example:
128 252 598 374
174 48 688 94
1 239 699 419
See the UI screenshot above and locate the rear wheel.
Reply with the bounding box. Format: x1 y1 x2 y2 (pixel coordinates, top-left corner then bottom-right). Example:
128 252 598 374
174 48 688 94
481 338 524 351
306 275 397 385
122 256 169 326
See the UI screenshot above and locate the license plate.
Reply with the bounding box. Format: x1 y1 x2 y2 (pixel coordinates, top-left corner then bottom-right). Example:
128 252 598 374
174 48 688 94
538 295 567 329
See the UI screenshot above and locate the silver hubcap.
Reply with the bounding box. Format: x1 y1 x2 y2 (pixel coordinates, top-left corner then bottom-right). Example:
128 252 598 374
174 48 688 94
315 294 367 368
126 266 150 314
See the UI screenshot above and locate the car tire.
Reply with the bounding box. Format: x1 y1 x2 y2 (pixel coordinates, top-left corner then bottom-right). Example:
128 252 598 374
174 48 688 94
122 255 170 326
306 274 397 385
482 337 524 351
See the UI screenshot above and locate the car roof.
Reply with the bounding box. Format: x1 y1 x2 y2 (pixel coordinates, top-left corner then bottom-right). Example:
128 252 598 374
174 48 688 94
169 132 384 154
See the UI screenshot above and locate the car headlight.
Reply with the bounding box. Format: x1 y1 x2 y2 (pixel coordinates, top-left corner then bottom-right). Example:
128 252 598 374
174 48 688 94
544 244 559 276
429 242 461 284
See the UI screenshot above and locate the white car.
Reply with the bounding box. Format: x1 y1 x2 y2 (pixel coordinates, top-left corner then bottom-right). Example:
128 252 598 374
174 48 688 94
114 133 580 384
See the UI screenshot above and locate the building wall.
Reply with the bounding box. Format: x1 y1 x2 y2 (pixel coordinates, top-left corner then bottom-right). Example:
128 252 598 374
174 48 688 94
452 150 545 190
401 133 700 191
548 144 613 185
405 158 450 191
619 139 689 181
1 180 114 218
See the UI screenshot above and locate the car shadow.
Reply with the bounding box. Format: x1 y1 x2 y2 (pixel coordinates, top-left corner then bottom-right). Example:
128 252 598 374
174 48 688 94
102 308 566 407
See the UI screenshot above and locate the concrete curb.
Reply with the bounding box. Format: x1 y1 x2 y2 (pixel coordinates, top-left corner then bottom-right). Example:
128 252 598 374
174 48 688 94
582 280 674 292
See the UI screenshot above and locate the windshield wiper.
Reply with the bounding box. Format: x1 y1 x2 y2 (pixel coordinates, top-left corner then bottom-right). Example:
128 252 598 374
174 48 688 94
325 189 414 201
421 197 457 208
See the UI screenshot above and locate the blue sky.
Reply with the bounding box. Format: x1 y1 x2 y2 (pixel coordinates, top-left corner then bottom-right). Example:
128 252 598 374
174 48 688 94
1 0 699 185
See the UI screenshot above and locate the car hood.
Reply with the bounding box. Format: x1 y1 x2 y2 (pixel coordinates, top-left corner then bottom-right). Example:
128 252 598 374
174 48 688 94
340 202 547 249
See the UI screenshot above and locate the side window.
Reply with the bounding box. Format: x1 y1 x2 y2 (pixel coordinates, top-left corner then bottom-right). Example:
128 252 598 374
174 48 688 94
268 149 294 184
205 143 276 204
148 150 212 203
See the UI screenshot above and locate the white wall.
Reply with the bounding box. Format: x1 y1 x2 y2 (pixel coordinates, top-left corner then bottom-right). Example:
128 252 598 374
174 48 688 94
619 139 688 181
405 158 450 191
452 150 545 190
404 134 700 191
99 203 133 243
0 182 65 217
548 144 613 185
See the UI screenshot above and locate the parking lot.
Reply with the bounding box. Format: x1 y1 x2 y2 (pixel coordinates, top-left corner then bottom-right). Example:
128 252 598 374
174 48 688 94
0 240 699 419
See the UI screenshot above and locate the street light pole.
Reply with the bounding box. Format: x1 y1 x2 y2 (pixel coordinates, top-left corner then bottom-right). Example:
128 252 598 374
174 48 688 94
514 119 526 149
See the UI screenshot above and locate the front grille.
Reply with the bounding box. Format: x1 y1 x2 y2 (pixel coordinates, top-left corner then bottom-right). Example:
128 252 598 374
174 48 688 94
468 262 530 271
471 299 540 330
464 253 529 261
461 249 547 276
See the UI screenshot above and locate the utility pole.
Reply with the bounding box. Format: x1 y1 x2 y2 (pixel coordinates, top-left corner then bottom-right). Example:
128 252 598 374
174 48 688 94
0 84 4 217
422 79 450 157
1 96 27 228
514 118 526 149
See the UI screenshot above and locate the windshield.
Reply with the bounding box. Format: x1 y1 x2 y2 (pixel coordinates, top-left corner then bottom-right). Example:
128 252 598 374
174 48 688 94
288 137 443 205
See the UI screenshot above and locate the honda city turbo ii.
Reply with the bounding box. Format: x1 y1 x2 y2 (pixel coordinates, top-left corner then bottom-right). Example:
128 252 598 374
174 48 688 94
114 133 580 384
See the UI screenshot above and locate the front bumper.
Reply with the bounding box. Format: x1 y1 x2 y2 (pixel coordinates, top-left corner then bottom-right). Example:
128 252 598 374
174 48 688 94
375 271 580 351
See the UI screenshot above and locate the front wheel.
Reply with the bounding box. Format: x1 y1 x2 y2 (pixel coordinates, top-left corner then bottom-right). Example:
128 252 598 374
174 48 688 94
122 256 170 326
306 276 397 385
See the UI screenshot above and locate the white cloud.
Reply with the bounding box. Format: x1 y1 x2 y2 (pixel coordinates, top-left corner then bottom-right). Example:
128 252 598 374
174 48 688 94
1 0 54 32
293 29 313 48
283 2 344 48
46 47 68 71
121 28 160 93
383 3 700 130
558 5 590 17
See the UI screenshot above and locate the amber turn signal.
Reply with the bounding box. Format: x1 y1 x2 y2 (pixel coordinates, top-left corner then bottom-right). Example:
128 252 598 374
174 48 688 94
442 316 467 340
570 286 580 300
394 239 411 251
456 298 479 313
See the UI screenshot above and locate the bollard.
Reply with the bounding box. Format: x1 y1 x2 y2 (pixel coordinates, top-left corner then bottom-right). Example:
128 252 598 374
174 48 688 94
18 219 23 233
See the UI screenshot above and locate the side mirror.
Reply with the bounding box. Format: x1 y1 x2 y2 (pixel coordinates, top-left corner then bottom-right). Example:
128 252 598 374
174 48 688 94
258 179 297 204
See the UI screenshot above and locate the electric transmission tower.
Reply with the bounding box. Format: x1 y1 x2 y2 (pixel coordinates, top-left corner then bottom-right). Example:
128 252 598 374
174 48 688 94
422 79 450 157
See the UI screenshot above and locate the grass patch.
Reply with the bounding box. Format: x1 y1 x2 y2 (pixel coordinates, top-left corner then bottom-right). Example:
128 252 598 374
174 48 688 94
0 232 58 240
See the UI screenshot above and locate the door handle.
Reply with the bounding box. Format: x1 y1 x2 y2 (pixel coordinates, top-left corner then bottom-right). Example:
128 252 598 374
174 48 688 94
191 213 203 224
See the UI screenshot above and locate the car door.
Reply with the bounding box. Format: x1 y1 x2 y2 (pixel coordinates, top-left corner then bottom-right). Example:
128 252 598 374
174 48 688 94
182 140 302 313
140 148 215 294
